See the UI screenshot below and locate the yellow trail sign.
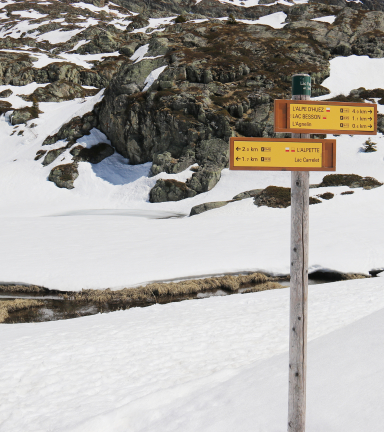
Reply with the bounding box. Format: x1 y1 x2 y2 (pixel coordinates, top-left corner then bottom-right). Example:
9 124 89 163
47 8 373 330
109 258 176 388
229 138 336 171
275 100 377 135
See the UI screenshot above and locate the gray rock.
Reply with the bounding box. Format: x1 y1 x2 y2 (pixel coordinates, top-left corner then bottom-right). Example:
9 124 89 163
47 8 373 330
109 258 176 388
48 163 79 189
43 111 98 146
151 150 196 175
28 81 95 103
0 101 12 115
42 147 67 166
120 43 139 56
34 150 47 161
10 107 38 125
187 166 223 193
182 33 207 48
148 37 170 56
0 89 12 98
318 174 383 189
126 15 150 31
189 201 229 216
232 189 263 200
149 179 197 202
195 138 229 168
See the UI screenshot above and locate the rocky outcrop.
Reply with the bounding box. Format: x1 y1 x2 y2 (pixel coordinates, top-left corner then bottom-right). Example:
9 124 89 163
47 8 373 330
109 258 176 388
98 18 337 201
48 163 79 189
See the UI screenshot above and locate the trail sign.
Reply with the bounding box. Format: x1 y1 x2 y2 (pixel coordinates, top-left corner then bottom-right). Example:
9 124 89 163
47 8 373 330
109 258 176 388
229 137 336 171
275 100 377 135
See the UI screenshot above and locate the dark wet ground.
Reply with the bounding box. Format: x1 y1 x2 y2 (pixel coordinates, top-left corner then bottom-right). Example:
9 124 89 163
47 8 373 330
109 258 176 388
1 277 331 324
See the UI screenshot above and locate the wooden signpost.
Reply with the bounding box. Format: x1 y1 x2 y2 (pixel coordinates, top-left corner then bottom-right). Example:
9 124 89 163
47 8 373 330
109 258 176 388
229 73 377 432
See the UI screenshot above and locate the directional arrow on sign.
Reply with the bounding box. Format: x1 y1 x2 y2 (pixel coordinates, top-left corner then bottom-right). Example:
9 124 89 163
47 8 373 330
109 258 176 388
236 147 241 151
369 117 373 121
236 157 241 161
369 109 373 113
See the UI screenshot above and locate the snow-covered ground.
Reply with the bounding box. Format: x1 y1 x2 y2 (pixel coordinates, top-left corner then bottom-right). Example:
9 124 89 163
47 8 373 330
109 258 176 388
1 278 384 431
0 56 383 290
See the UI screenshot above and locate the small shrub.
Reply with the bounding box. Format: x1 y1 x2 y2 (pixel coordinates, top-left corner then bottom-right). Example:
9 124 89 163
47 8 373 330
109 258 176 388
174 15 187 24
309 197 321 205
227 14 237 25
361 137 377 152
317 192 334 200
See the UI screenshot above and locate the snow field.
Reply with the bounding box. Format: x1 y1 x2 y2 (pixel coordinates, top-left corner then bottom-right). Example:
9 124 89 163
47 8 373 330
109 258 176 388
0 278 383 431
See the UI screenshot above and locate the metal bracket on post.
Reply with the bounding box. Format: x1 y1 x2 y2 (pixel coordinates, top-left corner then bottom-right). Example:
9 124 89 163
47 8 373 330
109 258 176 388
288 74 310 432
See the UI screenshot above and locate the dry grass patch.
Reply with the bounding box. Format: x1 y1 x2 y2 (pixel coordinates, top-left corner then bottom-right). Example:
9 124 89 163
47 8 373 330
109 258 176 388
0 299 44 323
62 273 284 303
0 284 46 293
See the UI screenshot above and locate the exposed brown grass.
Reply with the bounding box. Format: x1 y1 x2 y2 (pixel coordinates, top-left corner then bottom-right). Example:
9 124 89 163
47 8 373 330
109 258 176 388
0 299 44 323
0 284 46 293
61 273 284 303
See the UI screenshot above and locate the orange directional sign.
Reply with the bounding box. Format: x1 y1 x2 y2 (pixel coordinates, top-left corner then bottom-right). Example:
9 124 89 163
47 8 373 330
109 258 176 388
229 137 336 171
275 100 377 135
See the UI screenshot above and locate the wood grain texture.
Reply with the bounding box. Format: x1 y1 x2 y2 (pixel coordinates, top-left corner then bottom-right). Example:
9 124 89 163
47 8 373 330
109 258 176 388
288 93 310 432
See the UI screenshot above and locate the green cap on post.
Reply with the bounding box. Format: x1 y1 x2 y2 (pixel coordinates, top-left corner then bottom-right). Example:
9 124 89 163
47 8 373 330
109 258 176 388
292 74 311 96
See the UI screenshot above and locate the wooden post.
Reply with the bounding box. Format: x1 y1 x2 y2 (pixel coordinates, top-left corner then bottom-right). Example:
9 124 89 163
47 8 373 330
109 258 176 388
288 74 310 432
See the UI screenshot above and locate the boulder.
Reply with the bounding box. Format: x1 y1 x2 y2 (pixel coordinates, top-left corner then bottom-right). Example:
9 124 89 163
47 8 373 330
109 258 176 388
10 107 38 125
232 189 263 200
187 166 223 193
189 201 229 216
253 186 323 208
317 192 334 200
34 150 47 161
48 163 79 189
254 186 291 208
42 147 67 166
317 174 383 189
149 179 197 202
0 89 12 98
0 101 12 116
